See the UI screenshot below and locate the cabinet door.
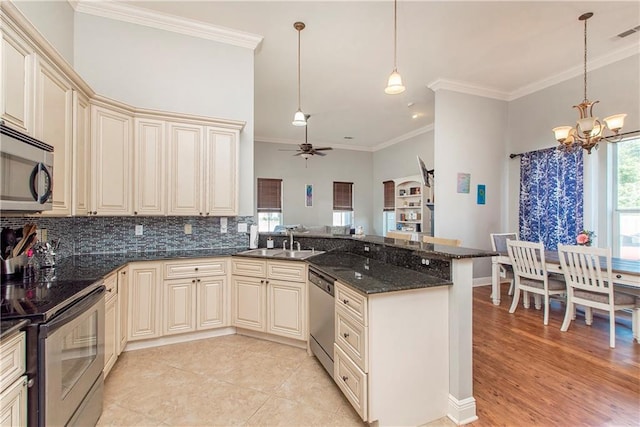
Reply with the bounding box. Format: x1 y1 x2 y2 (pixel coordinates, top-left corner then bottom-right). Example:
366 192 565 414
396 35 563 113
1 24 33 135
72 91 90 216
164 279 197 335
128 262 162 341
35 58 73 215
205 127 238 216
0 376 27 427
267 279 305 340
104 293 117 377
117 268 128 355
134 118 166 216
231 276 266 332
91 105 133 215
167 123 203 215
197 276 227 330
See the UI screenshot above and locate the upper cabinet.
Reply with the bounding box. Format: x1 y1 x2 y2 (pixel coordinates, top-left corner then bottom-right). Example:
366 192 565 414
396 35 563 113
35 57 73 216
167 123 204 215
205 127 238 216
134 118 166 216
72 91 91 216
1 21 34 135
91 104 133 216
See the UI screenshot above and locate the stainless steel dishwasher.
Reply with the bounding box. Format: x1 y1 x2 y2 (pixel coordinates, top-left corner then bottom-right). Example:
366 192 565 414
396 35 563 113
308 266 335 376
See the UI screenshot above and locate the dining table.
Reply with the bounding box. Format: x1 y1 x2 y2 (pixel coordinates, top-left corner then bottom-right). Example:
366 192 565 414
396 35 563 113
491 251 640 342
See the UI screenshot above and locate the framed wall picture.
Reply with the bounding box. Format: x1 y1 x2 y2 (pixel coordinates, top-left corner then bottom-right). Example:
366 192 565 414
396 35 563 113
305 184 313 207
457 173 471 194
477 184 486 204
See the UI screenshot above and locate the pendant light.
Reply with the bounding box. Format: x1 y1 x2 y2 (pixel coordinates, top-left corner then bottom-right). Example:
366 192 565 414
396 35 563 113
292 22 307 126
385 0 405 95
552 12 626 154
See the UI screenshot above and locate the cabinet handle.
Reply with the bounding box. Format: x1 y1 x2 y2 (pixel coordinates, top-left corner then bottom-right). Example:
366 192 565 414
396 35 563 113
343 332 349 338
121 271 126 275
197 279 200 282
107 288 113 292
260 280 265 284
342 299 349 305
192 279 196 283
616 274 622 279
195 267 199 271
94 211 98 215
27 378 34 388
206 212 210 216
342 375 348 382
199 212 203 216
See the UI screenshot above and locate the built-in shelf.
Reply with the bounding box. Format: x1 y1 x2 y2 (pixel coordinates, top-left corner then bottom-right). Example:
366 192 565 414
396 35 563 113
393 174 434 236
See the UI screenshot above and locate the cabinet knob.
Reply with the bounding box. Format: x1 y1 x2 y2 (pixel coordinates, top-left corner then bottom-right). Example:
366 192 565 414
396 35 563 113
199 212 203 216
616 274 622 279
195 267 199 271
121 271 126 275
343 332 349 338
342 299 349 305
260 280 265 284
197 279 200 282
342 375 348 382
192 279 196 283
107 288 113 292
134 211 138 215
206 212 210 216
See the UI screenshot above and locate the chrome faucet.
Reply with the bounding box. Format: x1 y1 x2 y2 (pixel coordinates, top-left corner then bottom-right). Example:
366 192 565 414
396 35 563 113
294 241 301 251
284 228 294 250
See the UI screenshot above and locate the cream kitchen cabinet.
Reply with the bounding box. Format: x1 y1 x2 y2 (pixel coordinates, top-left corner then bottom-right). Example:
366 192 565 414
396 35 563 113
1 19 34 135
127 261 162 341
117 267 128 354
231 258 306 340
90 104 133 216
163 258 229 335
168 123 239 216
333 281 449 426
35 56 73 216
72 91 91 216
103 271 118 377
0 331 27 427
134 118 165 216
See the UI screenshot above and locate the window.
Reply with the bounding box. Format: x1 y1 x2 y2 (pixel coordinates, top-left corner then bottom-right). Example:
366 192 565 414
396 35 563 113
613 138 640 260
333 181 353 227
383 180 396 235
257 178 283 232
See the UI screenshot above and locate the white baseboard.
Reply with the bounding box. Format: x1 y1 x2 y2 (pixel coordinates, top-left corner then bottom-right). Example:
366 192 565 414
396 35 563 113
447 395 478 425
472 276 492 287
123 327 236 352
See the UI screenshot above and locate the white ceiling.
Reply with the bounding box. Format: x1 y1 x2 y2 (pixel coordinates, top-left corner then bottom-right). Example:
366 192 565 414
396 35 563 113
121 1 639 150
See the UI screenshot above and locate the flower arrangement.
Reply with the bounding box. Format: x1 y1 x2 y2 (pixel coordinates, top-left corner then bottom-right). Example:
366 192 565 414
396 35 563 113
576 230 595 246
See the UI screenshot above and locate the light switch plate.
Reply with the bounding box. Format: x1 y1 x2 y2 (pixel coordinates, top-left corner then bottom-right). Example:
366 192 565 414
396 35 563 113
184 224 192 235
135 225 143 236
237 223 248 233
220 217 228 233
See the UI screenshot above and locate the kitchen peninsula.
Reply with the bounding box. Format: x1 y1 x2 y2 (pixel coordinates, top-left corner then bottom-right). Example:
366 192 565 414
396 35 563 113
1 234 493 426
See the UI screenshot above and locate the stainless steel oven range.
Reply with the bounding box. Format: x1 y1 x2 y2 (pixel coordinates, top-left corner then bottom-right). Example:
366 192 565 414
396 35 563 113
1 276 105 426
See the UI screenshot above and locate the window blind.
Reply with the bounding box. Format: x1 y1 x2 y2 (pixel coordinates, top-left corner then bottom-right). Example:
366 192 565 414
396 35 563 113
333 182 353 211
383 180 395 211
257 178 282 212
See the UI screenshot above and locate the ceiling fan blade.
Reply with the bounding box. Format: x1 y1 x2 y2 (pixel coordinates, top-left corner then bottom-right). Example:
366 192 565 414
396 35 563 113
312 151 327 156
313 147 333 151
293 152 304 156
278 148 299 151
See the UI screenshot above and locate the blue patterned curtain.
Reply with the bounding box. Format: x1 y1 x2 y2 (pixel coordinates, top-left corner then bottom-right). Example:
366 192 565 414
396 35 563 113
519 147 583 250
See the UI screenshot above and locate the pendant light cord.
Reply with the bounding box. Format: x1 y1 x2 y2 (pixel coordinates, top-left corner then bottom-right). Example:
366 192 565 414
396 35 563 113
297 27 301 109
583 16 588 102
393 0 398 70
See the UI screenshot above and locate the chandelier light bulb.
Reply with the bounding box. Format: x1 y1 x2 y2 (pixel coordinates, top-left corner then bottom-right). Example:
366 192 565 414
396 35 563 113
603 114 626 132
385 70 406 95
292 110 307 126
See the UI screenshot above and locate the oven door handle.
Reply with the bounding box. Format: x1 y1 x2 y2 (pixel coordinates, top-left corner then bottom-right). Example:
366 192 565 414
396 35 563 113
39 287 105 338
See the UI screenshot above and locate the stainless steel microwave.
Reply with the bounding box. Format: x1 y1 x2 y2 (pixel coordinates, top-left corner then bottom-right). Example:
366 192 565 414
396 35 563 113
0 121 54 212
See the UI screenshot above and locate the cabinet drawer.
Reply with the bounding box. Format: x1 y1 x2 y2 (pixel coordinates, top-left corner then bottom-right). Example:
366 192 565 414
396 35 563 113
267 261 306 283
231 258 267 278
335 282 368 326
335 307 368 372
165 258 227 279
0 332 25 391
334 344 367 422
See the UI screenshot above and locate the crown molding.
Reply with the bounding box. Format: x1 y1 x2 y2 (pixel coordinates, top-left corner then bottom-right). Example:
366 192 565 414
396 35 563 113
427 79 511 101
509 45 640 100
372 124 434 152
69 0 263 50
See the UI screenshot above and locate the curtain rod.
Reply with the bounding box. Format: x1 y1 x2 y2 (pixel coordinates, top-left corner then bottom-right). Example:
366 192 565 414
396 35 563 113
509 129 640 159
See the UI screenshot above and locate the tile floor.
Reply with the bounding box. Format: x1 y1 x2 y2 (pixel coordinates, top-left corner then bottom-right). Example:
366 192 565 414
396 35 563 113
97 334 455 426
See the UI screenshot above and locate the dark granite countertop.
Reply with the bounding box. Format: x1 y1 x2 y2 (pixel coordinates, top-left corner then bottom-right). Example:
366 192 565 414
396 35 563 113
0 319 29 340
307 251 452 295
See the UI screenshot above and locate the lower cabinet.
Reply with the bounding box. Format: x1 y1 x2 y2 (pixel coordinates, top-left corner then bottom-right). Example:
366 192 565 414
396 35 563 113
128 261 163 341
0 331 27 427
163 279 197 335
231 258 306 340
103 271 117 376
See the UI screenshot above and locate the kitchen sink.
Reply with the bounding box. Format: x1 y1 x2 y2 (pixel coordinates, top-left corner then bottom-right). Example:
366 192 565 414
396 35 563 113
238 248 323 260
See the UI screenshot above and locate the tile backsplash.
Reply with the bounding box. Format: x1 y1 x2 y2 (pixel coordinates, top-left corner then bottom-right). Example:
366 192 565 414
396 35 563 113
0 216 254 258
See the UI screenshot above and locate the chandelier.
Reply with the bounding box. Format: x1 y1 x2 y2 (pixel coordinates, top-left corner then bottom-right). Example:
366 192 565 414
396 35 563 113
552 12 626 154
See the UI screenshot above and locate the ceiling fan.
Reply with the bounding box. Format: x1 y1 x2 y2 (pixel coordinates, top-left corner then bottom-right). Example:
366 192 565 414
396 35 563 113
280 115 332 161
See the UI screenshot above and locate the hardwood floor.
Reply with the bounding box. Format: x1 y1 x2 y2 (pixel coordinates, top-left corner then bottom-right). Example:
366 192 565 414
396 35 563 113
471 284 640 426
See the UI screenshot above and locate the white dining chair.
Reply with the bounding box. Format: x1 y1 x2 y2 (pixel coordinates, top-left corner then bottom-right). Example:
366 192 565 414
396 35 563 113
507 240 566 325
491 232 518 295
557 244 636 348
